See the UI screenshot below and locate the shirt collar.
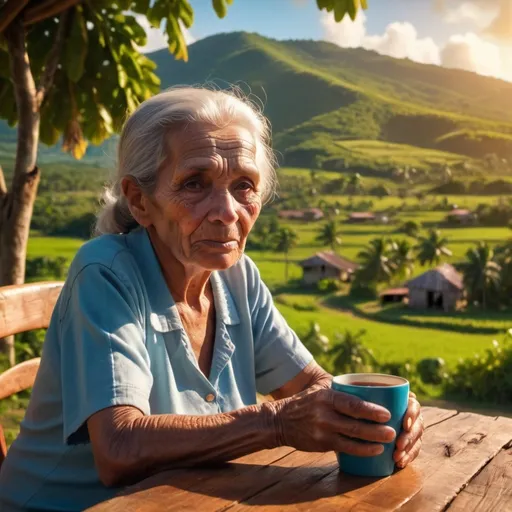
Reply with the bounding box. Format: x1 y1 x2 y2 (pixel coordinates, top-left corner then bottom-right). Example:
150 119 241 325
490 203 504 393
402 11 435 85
126 228 240 331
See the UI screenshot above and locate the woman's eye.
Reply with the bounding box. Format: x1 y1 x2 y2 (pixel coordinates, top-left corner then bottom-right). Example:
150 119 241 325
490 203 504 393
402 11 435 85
236 181 254 191
183 180 202 191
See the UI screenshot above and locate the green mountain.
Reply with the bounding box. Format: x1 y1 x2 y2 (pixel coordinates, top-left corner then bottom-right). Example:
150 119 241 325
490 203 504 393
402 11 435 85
2 31 512 174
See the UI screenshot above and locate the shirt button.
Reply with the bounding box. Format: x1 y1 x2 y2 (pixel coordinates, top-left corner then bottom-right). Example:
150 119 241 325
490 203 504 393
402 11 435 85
205 393 216 403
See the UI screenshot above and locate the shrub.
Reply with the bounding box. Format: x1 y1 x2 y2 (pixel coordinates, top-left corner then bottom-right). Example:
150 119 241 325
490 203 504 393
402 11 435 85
349 281 378 300
429 180 467 195
443 332 512 404
378 360 428 395
416 357 445 384
317 278 342 293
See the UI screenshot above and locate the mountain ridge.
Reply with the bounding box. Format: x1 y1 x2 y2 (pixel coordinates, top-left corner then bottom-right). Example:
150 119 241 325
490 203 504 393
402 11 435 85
1 31 511 172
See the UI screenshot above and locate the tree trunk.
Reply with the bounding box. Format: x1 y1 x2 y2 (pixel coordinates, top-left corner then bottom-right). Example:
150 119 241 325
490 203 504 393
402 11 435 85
0 20 41 365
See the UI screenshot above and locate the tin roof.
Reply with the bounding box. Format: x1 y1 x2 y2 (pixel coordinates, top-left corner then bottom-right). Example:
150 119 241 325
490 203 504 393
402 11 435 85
407 263 464 291
298 251 359 272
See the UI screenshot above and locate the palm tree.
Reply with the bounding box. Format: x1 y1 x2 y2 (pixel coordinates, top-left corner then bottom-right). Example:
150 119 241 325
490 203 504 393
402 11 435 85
443 165 452 183
356 238 396 285
390 239 415 281
461 243 502 309
316 221 342 252
415 229 452 267
348 173 362 196
253 222 271 258
302 322 330 358
328 329 378 374
273 227 299 283
399 220 420 238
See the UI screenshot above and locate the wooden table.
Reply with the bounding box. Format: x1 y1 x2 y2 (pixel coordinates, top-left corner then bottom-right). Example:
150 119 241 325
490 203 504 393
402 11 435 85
88 407 512 511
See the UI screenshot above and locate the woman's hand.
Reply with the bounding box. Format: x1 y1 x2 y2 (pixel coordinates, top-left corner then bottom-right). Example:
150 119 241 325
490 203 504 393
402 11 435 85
393 392 423 469
267 387 396 456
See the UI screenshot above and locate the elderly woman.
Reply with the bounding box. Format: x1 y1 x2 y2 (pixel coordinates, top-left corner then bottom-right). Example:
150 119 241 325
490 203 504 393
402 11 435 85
0 88 423 511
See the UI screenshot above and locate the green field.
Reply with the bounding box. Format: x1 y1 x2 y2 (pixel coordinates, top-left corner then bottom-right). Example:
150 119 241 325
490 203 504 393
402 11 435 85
27 236 85 259
334 140 469 171
275 294 494 369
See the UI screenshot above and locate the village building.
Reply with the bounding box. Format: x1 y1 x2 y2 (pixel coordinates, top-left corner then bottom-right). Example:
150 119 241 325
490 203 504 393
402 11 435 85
379 287 409 305
278 208 324 221
345 212 388 224
298 251 359 285
407 263 464 311
346 212 376 223
445 209 476 225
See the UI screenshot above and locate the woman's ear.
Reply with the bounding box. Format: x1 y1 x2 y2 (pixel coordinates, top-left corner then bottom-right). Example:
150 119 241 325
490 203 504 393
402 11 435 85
121 177 152 228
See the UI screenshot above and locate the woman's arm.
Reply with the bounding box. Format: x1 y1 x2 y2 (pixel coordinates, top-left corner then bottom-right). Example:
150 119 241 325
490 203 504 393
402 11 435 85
88 382 392 488
87 402 276 487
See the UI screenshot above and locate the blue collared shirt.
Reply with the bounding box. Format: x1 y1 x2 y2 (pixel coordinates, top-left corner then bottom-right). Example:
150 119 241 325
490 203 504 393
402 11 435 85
0 228 313 511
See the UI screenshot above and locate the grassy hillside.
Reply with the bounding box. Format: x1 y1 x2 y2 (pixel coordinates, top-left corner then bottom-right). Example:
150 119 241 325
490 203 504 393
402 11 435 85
2 31 512 171
151 32 512 166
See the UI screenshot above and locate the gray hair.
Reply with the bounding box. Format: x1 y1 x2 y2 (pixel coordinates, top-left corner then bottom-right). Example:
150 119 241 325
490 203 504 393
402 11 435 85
94 86 277 235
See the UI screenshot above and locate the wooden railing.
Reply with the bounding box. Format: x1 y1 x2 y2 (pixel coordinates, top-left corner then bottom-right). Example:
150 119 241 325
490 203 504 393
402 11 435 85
0 281 64 469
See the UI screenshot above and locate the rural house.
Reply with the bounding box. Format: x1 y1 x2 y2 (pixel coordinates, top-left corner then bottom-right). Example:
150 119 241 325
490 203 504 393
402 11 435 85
298 251 359 285
346 212 376 223
278 208 324 221
407 263 464 311
379 287 409 305
445 209 476 225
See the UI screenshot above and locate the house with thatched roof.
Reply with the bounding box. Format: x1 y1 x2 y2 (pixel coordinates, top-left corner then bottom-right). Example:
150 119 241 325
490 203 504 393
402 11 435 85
278 208 324 221
407 263 463 311
297 251 359 285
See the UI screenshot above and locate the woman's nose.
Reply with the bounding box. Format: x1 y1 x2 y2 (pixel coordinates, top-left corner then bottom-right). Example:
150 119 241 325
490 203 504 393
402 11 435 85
207 190 239 225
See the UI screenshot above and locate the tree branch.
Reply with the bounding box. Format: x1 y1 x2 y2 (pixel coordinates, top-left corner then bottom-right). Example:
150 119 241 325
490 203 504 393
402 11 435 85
36 9 72 107
5 18 39 182
23 0 82 26
0 166 7 198
0 0 30 34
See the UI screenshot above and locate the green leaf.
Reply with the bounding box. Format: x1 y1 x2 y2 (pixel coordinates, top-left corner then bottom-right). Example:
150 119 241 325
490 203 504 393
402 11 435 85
179 1 194 27
65 8 88 82
360 0 368 8
131 0 150 12
348 0 357 20
333 0 348 22
212 0 227 18
316 0 334 9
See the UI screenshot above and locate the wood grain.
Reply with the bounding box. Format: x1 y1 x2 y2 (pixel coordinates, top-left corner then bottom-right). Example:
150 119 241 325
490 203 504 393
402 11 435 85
87 447 296 512
400 413 512 512
0 357 40 401
0 281 63 338
447 445 512 512
225 406 456 511
86 407 512 512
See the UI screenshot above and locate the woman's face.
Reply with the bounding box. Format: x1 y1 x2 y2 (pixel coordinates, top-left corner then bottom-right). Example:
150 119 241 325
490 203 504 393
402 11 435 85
137 123 263 271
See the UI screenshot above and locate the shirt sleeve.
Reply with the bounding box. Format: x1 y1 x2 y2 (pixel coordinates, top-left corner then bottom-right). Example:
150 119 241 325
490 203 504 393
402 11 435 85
59 262 153 445
244 257 314 395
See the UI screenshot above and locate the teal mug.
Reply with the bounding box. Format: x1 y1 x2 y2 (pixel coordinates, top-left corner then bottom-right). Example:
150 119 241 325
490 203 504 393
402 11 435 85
332 373 410 477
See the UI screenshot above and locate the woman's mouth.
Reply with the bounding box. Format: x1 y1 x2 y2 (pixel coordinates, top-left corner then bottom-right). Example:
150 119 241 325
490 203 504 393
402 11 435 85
198 240 239 250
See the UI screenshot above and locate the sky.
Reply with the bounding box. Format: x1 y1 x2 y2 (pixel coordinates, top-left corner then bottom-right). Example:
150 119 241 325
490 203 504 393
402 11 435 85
137 0 512 82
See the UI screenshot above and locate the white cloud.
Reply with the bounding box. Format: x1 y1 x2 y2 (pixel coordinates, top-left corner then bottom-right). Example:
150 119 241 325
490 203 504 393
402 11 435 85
322 10 511 81
443 2 496 28
321 11 440 65
441 32 511 80
134 15 196 53
321 9 367 48
441 33 501 75
364 22 440 65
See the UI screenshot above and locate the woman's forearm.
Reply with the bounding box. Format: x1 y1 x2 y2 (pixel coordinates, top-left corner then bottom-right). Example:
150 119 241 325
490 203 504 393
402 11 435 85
88 402 278 487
